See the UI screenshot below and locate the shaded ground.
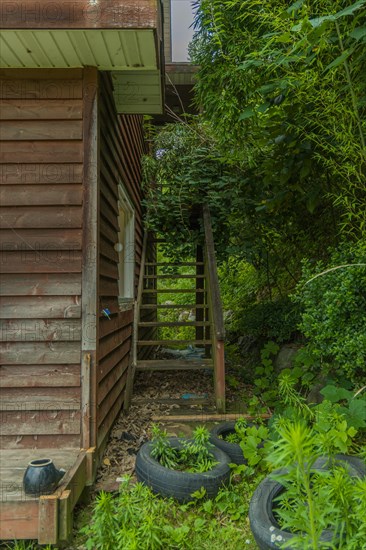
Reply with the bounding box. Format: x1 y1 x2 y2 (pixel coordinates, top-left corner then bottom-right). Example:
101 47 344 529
65 363 253 548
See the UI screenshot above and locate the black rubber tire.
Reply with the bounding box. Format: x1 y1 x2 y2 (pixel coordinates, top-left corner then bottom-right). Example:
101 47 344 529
249 454 365 550
135 437 231 502
209 421 247 465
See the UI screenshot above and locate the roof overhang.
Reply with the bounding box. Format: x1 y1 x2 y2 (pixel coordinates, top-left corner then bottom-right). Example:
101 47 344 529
0 1 164 114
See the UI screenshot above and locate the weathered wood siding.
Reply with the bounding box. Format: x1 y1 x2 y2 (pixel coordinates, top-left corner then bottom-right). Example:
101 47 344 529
0 69 83 449
97 73 145 448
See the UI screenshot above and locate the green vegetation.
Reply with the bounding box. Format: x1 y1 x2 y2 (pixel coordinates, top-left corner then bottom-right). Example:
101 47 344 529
80 477 258 550
267 419 366 549
150 425 217 473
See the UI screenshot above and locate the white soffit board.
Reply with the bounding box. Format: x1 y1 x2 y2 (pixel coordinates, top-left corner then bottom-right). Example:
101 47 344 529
112 70 162 114
0 29 157 70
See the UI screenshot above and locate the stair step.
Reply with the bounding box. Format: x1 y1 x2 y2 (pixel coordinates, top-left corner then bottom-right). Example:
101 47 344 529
142 288 205 294
134 397 211 406
140 304 207 309
145 262 204 267
144 274 205 279
136 359 213 371
137 339 212 346
139 321 210 328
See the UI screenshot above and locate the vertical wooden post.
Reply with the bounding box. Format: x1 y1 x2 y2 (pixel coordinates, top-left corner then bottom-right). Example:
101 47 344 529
38 495 58 545
81 67 99 449
203 205 225 413
58 490 72 542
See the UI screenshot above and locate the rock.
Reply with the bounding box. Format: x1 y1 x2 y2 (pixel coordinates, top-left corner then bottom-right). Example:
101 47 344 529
275 344 302 371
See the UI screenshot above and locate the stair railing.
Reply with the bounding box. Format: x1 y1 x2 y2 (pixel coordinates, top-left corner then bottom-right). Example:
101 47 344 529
124 231 148 410
203 204 226 413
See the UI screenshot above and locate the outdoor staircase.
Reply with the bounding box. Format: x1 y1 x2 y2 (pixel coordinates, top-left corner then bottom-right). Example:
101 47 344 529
137 259 212 372
124 205 226 412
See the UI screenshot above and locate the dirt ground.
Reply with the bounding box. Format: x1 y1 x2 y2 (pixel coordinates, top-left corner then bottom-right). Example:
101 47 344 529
94 367 250 492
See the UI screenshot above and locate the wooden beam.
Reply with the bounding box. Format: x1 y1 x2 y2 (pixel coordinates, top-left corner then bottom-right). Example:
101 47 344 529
38 495 58 545
0 501 39 540
152 413 272 422
58 490 72 542
0 1 160 30
81 67 99 450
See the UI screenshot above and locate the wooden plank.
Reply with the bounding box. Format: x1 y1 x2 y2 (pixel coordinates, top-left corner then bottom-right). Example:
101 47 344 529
138 321 209 327
97 370 128 428
59 490 72 542
0 296 81 319
0 228 82 250
0 387 80 411
0 501 39 540
0 185 83 206
97 338 131 383
0 120 83 141
81 67 99 450
0 448 80 490
0 319 81 341
0 163 83 184
0 411 81 435
137 339 212 346
38 495 58 545
152 413 272 422
0 2 159 29
0 365 80 387
97 355 129 405
0 273 81 296
99 255 118 280
0 341 81 364
0 99 83 120
0 205 82 228
100 215 118 245
142 288 206 293
57 452 87 511
100 235 118 263
97 390 124 450
99 310 131 339
136 359 213 371
0 250 82 273
0 434 80 450
140 304 206 309
0 141 83 163
99 325 132 362
99 275 119 297
0 76 83 99
145 274 204 279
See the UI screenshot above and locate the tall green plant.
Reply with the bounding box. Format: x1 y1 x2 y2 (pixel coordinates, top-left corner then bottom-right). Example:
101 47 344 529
192 0 366 236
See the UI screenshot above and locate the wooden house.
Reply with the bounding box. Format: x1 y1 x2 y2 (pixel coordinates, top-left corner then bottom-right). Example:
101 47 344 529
0 0 165 543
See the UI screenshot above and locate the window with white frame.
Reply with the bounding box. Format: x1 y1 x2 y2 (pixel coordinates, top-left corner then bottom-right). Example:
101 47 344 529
116 184 135 301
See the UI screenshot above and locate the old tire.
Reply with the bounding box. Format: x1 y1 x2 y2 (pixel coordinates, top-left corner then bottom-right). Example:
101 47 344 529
135 437 231 502
249 454 365 550
210 421 246 465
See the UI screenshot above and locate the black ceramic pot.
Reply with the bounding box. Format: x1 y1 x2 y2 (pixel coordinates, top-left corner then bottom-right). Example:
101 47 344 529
23 458 65 496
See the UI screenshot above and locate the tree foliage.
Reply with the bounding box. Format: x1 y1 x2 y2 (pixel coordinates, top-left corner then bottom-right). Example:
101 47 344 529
191 0 366 236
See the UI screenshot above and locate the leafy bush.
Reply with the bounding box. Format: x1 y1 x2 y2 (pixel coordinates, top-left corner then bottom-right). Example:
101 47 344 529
294 240 366 383
80 477 258 549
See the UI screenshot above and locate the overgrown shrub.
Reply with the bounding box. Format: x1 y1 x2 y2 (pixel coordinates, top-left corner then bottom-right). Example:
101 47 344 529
294 240 366 383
